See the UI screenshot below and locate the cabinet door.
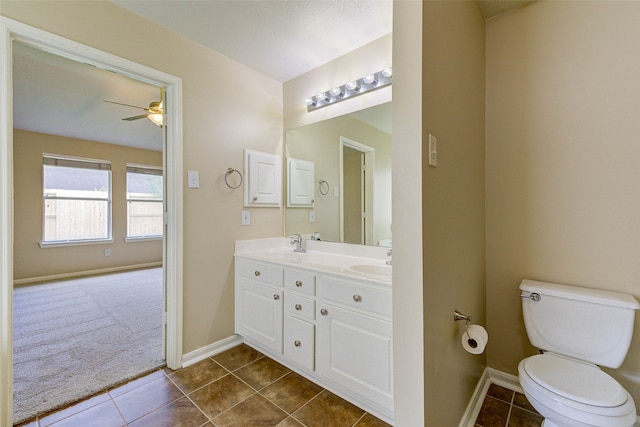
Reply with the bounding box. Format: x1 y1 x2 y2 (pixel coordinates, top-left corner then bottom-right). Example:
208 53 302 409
287 158 315 207
284 315 315 370
317 304 393 411
244 149 282 207
236 279 283 353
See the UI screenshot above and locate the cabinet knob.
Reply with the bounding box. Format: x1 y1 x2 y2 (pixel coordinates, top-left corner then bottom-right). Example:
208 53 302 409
295 280 302 287
253 196 258 201
295 304 302 311
273 294 280 300
320 308 328 316
294 340 301 347
254 271 261 277
353 294 362 303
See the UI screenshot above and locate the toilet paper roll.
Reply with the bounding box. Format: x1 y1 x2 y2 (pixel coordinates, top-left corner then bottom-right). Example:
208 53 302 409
462 324 488 355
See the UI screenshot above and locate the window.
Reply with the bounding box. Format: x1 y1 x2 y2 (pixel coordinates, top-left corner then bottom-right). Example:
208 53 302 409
43 154 111 244
126 164 163 239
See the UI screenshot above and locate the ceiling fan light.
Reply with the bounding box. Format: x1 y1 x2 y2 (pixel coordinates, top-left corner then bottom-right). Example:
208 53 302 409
148 113 163 127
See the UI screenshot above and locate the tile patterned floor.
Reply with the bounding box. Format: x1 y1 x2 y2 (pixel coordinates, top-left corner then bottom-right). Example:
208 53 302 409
473 383 543 427
16 344 391 427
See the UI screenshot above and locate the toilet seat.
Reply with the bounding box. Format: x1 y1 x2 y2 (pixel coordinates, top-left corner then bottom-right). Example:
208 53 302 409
519 354 636 421
523 353 628 408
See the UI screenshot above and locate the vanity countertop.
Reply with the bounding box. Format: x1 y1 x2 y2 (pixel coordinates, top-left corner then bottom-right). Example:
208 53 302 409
235 237 391 284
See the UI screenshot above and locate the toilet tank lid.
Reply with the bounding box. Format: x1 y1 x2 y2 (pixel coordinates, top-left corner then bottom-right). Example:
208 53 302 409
520 280 640 310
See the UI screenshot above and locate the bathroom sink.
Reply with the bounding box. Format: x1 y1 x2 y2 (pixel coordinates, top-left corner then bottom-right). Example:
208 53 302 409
256 249 306 263
348 263 392 278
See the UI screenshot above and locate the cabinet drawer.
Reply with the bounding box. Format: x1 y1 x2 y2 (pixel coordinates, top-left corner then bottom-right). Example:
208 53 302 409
286 293 315 321
284 316 315 370
318 277 391 317
237 258 284 287
285 270 316 296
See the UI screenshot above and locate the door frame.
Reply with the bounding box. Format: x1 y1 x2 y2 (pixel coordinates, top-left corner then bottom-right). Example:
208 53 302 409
339 136 375 245
0 17 184 425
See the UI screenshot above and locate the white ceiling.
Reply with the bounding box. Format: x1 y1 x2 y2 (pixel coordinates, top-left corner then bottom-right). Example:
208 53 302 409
13 0 530 151
112 0 394 83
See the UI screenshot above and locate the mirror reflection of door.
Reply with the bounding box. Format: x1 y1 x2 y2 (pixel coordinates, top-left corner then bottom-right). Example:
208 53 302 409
340 137 374 245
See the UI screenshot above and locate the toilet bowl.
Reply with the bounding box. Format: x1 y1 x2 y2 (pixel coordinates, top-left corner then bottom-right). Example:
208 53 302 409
518 353 637 427
518 279 640 427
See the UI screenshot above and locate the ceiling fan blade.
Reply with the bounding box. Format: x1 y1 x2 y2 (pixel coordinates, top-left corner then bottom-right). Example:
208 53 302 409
122 114 149 121
104 100 149 111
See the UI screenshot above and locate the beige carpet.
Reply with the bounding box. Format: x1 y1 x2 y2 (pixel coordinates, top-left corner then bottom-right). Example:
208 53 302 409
12 268 165 424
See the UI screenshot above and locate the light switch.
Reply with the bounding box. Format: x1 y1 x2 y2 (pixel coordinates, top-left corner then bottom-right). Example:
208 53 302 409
428 134 438 167
309 210 315 223
187 170 200 188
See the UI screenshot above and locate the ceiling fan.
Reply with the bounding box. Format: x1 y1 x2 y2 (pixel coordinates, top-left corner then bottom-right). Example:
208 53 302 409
104 98 164 127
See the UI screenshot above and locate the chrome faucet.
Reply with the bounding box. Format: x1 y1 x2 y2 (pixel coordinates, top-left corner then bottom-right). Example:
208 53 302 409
290 234 306 253
386 249 392 265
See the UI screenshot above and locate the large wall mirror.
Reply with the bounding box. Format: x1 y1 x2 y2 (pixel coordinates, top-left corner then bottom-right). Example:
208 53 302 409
285 102 391 246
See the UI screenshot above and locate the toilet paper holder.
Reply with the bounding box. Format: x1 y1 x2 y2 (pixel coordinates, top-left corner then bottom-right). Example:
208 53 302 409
453 310 478 349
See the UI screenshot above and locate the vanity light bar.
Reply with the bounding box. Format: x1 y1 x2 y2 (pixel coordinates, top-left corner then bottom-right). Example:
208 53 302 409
305 67 392 112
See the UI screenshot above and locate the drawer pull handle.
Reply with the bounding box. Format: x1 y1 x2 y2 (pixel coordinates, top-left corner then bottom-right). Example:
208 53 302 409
320 308 328 316
294 340 301 347
353 294 362 303
295 280 303 287
295 304 302 311
254 271 261 277
273 294 280 300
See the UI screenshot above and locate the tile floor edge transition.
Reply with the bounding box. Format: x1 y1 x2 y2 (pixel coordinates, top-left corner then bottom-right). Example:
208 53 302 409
458 368 522 427
181 335 245 368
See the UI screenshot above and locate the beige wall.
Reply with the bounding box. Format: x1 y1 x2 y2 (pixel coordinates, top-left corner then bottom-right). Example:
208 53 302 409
285 115 392 244
486 0 640 411
13 130 162 281
2 1 284 354
422 1 486 425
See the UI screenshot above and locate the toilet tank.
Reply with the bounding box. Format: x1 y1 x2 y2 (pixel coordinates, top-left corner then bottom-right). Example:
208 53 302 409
520 279 640 368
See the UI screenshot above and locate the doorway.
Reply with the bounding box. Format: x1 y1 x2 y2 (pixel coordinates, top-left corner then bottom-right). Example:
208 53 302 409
12 40 167 423
340 136 375 245
0 17 184 426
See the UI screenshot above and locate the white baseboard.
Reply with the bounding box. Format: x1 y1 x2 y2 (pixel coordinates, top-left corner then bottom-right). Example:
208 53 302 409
13 262 162 286
181 335 244 368
458 368 522 427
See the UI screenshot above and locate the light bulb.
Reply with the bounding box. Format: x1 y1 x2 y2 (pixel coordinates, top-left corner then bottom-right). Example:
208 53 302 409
148 113 163 127
382 67 393 78
305 97 315 106
317 92 329 102
363 74 378 86
346 81 359 91
330 87 343 98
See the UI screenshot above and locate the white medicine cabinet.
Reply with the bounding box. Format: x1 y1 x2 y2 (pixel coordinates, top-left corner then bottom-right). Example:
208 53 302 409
243 149 282 207
287 157 315 207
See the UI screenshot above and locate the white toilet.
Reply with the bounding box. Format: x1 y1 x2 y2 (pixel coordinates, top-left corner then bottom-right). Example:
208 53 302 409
518 279 640 427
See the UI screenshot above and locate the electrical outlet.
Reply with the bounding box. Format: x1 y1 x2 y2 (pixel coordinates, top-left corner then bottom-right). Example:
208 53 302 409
105 249 111 256
241 210 250 226
309 210 315 222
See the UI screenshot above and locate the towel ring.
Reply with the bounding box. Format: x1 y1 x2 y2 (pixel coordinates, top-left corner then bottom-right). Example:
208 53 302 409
224 168 243 189
318 179 329 196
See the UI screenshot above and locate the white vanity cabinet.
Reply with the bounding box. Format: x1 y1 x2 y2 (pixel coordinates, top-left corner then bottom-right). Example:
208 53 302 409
316 275 393 412
235 258 284 353
234 251 393 424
